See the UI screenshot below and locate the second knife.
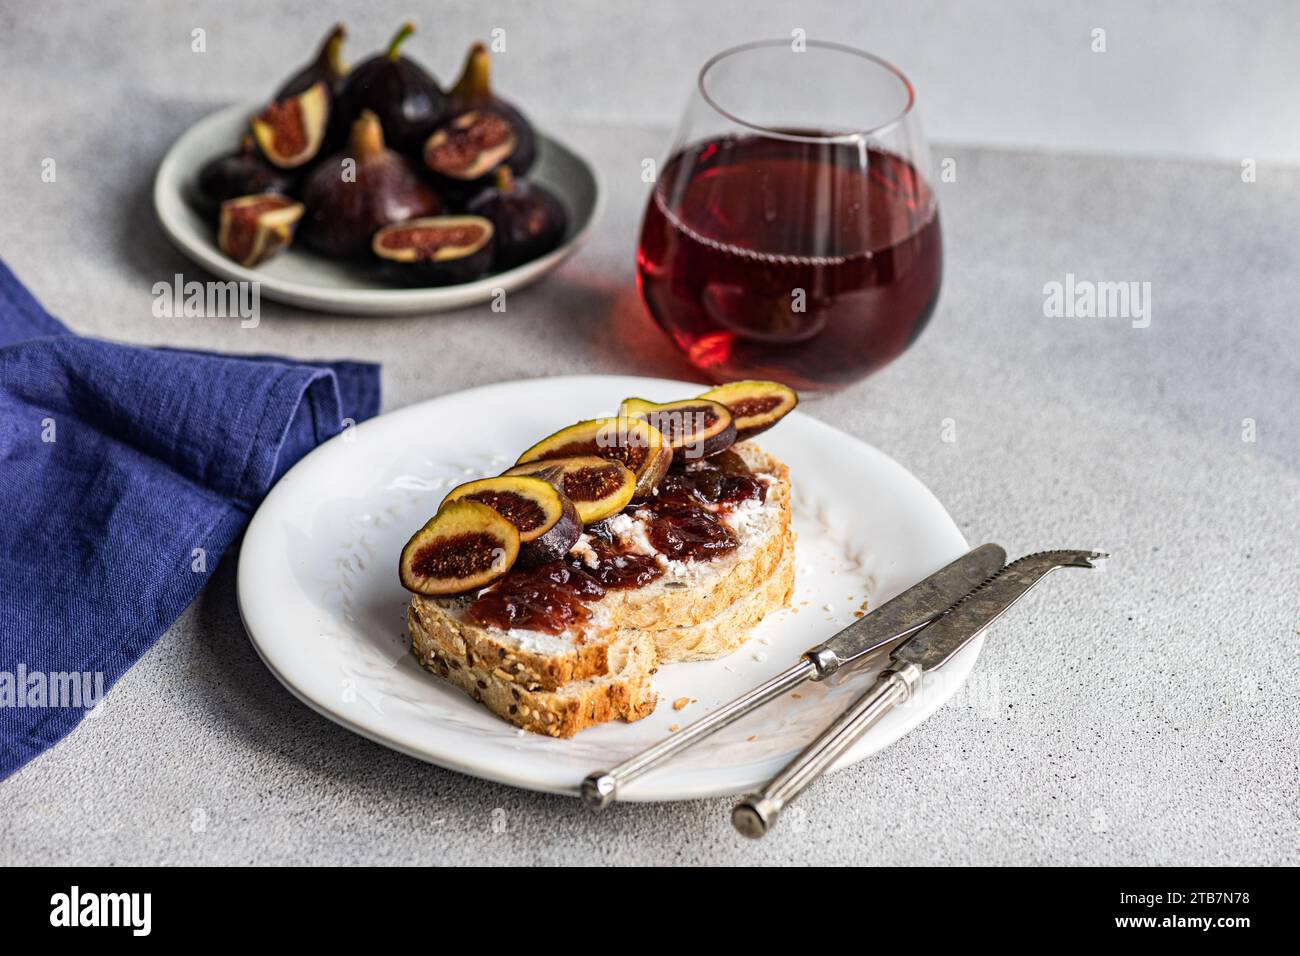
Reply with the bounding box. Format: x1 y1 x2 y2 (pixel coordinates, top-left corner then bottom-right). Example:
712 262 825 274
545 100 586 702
581 542 1007 808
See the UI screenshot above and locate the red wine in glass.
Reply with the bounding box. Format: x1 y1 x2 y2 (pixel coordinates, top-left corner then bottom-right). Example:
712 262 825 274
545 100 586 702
636 41 942 390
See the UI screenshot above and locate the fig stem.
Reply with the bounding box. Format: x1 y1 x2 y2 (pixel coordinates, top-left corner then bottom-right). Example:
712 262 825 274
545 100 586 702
387 21 415 62
321 23 348 80
494 166 514 193
350 109 386 157
452 42 492 104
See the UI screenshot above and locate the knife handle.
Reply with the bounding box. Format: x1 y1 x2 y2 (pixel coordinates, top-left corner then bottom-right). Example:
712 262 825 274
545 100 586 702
732 661 922 838
581 659 817 809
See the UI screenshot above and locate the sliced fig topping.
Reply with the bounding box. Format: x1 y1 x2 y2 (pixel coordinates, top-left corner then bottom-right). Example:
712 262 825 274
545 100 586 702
424 110 518 181
503 455 637 525
697 380 798 441
515 418 672 500
441 476 580 567
372 215 495 286
217 194 304 267
250 81 330 169
618 397 736 461
398 500 520 596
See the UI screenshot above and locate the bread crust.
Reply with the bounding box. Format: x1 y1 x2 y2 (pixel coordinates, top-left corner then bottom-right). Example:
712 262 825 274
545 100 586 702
642 528 795 662
408 594 608 693
409 607 658 738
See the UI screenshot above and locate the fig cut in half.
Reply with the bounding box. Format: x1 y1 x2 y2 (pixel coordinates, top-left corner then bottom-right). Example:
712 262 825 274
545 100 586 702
217 194 304 267
250 81 330 169
372 215 494 285
399 500 519 596
515 418 671 500
441 476 580 567
697 380 799 441
503 455 637 525
618 397 736 461
424 109 519 183
444 42 536 177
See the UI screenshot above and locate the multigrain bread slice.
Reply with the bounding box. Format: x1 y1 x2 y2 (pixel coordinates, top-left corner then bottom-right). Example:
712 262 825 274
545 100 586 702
407 544 794 734
408 593 609 693
405 441 796 734
407 441 792 688
635 530 795 662
409 607 659 738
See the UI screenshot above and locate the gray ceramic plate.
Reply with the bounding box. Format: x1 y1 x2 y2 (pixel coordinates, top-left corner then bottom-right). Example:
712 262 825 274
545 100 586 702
153 103 603 316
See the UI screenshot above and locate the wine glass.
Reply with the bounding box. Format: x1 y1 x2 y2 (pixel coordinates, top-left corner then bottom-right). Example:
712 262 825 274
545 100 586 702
636 39 942 390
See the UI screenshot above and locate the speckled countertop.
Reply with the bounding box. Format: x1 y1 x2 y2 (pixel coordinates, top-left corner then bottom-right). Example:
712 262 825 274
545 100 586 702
2 5 1298 866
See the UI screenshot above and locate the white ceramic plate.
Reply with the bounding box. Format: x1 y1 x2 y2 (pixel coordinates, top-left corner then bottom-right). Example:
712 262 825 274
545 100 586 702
153 104 603 315
237 375 976 801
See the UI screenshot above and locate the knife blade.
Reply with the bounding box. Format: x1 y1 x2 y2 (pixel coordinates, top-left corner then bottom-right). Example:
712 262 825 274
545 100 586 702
731 549 1106 837
580 543 1008 809
893 549 1105 673
804 542 1009 678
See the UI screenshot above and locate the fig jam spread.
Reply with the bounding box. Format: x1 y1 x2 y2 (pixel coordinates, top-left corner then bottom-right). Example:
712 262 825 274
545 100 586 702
655 450 765 509
468 539 661 634
578 537 662 589
469 561 605 635
467 452 766 634
640 451 765 560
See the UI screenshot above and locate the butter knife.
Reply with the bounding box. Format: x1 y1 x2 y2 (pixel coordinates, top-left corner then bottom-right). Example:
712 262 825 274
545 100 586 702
580 542 1007 809
732 549 1106 837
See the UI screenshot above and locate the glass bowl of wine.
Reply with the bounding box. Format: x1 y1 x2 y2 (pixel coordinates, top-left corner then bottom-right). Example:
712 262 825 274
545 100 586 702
637 40 942 390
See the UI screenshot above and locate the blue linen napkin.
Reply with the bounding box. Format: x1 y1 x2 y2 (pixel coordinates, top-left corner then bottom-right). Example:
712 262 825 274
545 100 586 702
0 261 380 779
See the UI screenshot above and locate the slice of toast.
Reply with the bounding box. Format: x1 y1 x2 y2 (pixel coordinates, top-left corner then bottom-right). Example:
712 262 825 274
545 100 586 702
639 528 795 662
409 609 659 738
408 542 794 736
406 442 795 734
408 593 611 693
408 443 791 688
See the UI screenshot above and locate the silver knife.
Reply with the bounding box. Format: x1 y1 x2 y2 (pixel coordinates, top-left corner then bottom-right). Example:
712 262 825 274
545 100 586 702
580 542 1007 809
731 548 1107 837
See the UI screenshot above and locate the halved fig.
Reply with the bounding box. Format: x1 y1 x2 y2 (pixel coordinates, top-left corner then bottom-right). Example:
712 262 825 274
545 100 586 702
424 110 518 183
618 397 736 461
697 380 799 441
441 476 580 567
372 216 495 286
516 418 671 500
445 42 537 177
399 500 519 596
217 194 304 267
503 455 637 525
250 81 330 169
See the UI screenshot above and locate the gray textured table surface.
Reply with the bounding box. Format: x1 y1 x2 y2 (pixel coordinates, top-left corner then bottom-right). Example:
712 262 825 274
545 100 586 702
3 11 1299 867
